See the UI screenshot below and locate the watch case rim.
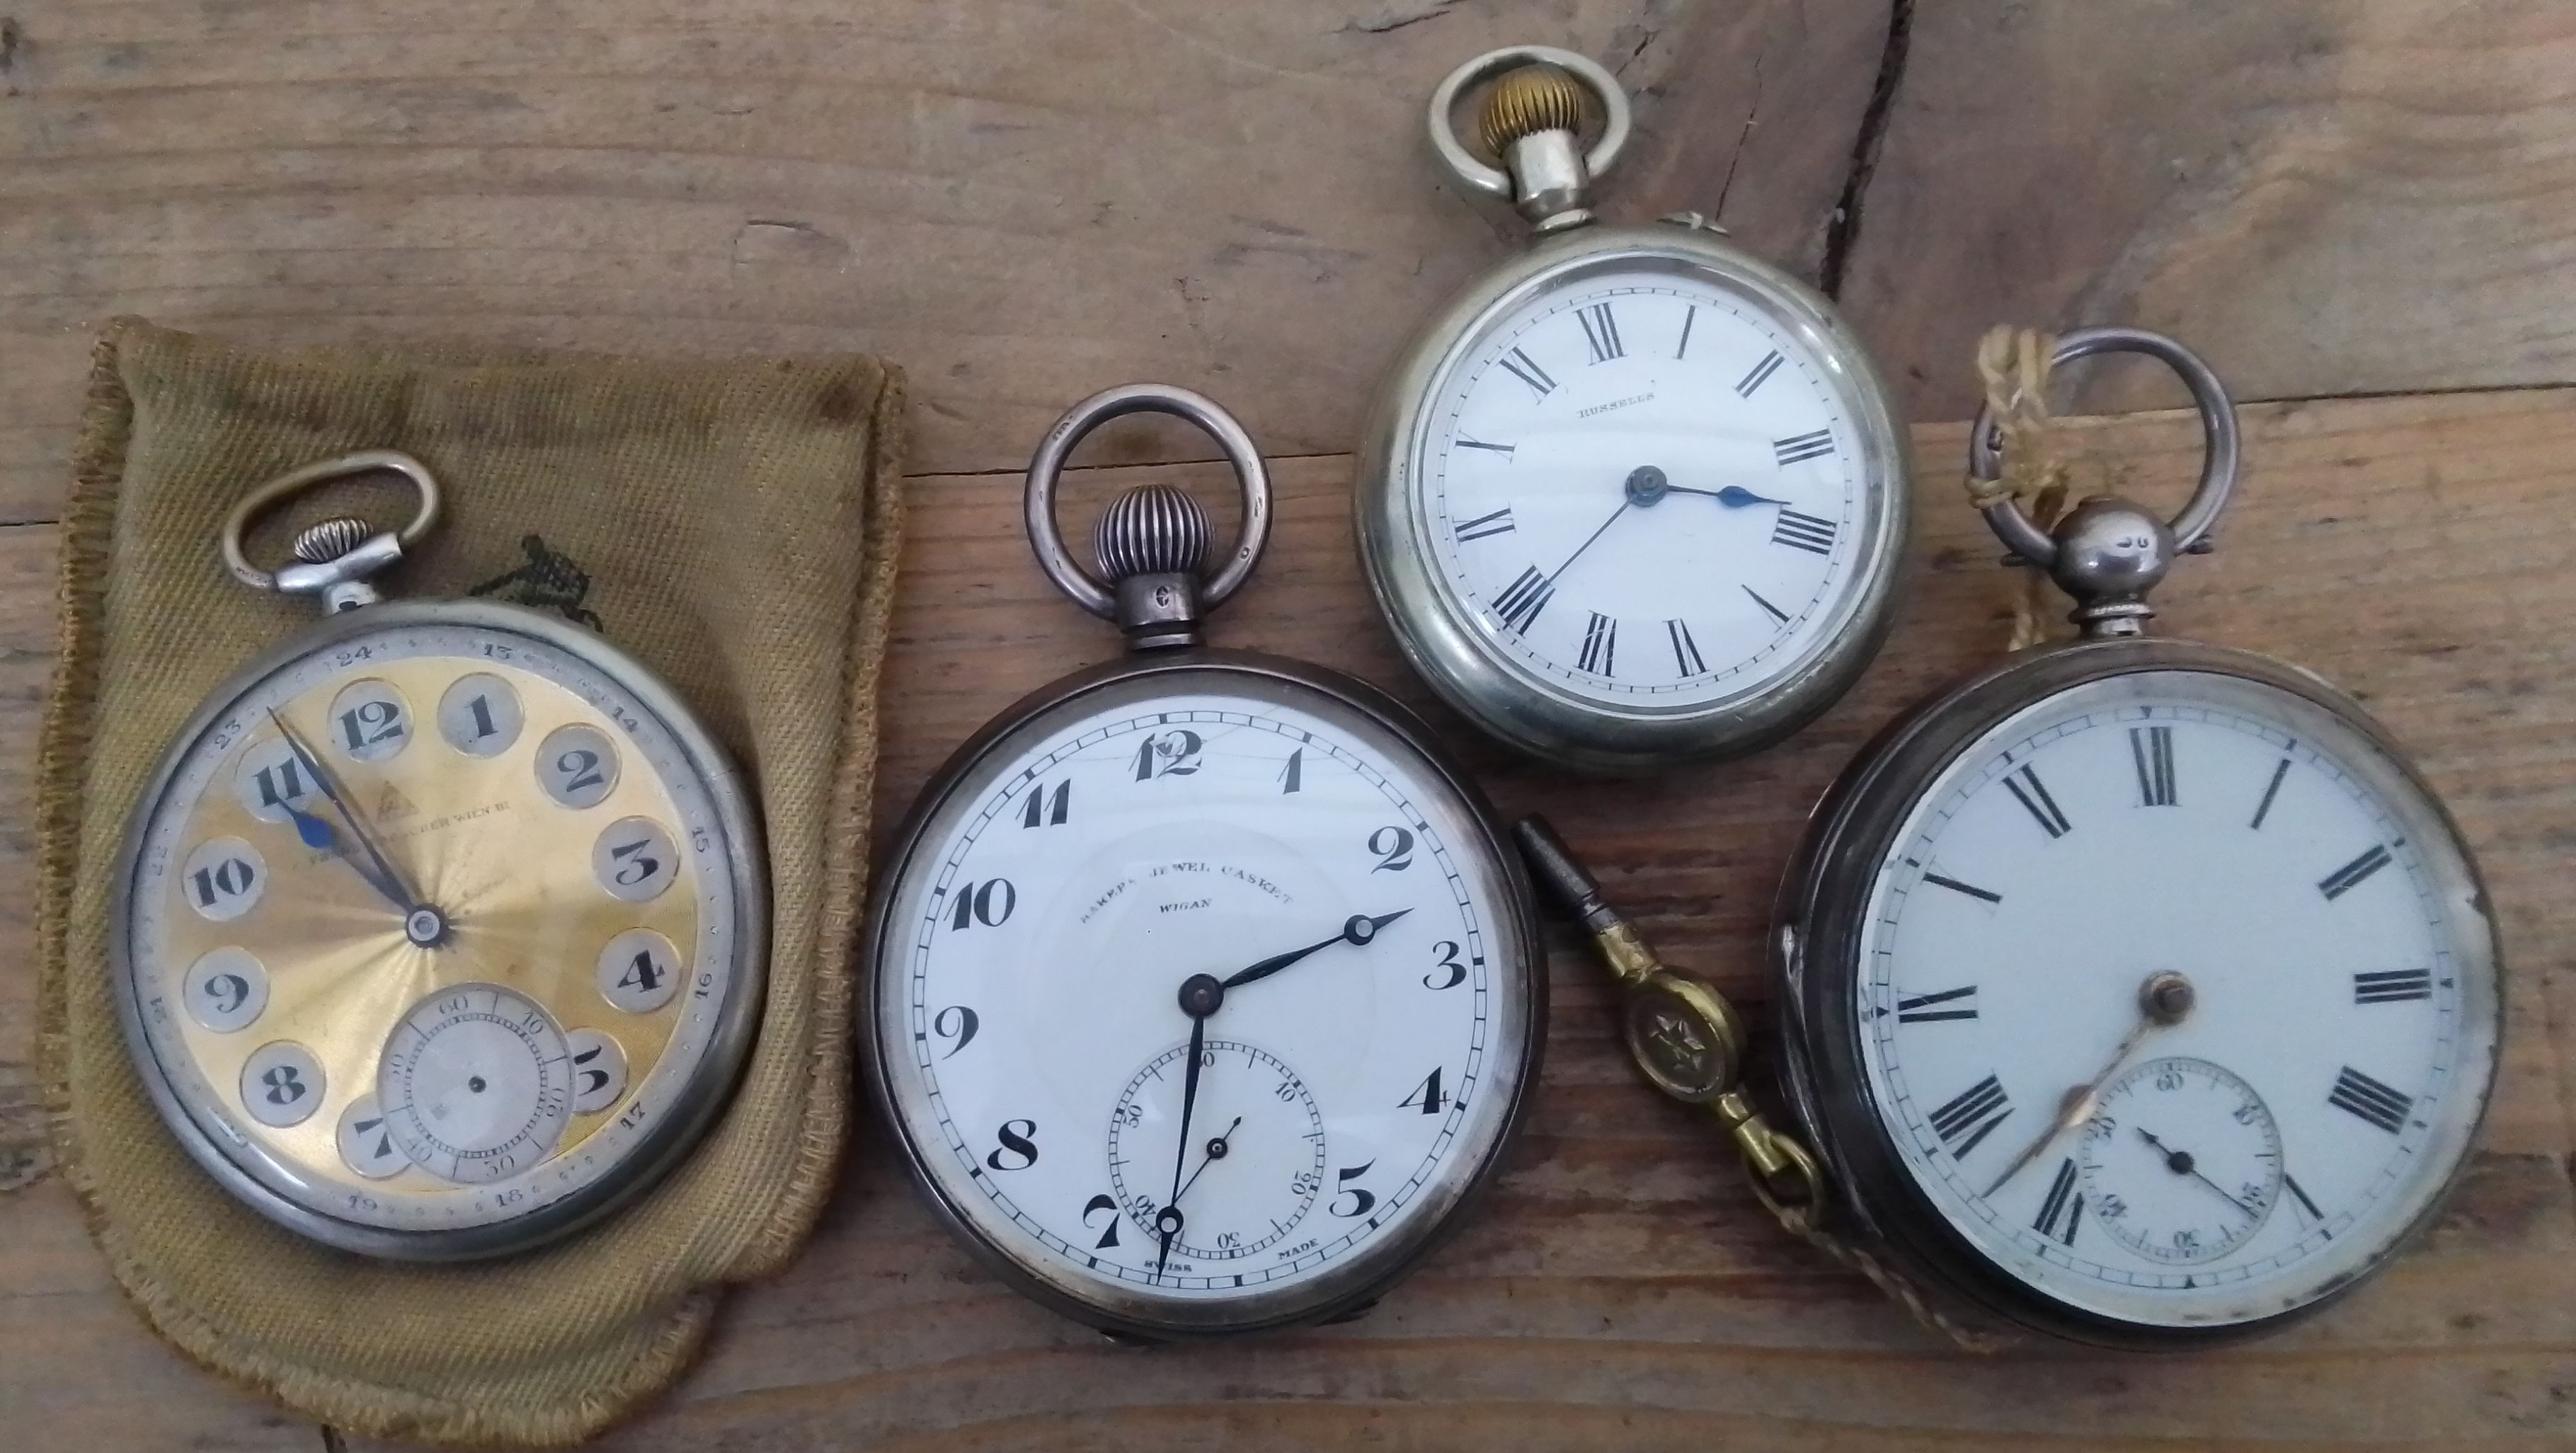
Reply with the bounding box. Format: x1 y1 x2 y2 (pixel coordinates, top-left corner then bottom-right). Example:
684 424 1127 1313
108 597 771 1263
1768 635 2505 1347
1354 219 1913 775
860 645 1548 1340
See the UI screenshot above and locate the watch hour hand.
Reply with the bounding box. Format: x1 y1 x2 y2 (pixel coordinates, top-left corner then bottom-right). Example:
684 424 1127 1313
266 709 423 914
1664 484 1787 507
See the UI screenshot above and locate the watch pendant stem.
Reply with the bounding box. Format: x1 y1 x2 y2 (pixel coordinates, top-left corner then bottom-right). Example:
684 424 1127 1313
1097 484 1213 650
1481 64 1598 230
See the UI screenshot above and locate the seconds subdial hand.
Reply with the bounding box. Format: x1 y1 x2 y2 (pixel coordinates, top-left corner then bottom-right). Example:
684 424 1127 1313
2137 1125 2260 1217
1153 910 1412 1275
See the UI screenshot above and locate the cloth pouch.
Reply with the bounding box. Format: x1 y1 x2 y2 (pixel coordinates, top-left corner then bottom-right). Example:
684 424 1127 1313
35 318 904 1444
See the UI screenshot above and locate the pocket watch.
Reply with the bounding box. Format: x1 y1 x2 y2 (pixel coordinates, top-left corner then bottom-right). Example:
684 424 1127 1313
111 452 767 1260
866 384 1544 1338
1765 330 2502 1343
1356 45 1911 773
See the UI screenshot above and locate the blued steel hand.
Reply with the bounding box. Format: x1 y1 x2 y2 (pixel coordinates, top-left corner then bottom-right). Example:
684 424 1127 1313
1220 910 1413 992
1664 484 1787 507
267 708 422 913
2137 1126 2260 1217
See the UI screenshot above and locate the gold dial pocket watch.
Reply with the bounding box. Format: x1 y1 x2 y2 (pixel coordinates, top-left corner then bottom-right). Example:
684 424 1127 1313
1357 45 1912 773
1760 329 2500 1343
867 385 1544 1338
113 453 767 1260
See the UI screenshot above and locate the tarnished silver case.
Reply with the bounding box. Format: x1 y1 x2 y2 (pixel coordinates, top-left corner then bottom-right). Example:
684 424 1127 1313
1768 636 2504 1347
862 648 1547 1339
1356 219 1912 775
109 599 771 1262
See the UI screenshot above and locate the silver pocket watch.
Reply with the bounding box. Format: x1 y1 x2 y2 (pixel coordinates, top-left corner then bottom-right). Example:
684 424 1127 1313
866 385 1546 1338
112 452 768 1259
1357 45 1911 773
1773 331 2502 1343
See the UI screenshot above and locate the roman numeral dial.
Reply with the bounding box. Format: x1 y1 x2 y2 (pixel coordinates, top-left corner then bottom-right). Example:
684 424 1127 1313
1853 684 2492 1328
1418 276 1872 712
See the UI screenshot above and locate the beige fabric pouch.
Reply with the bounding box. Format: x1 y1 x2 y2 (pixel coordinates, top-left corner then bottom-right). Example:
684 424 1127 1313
35 318 904 1444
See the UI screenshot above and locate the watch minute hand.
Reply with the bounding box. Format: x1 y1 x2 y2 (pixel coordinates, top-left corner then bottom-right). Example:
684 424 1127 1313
1220 909 1412 992
1157 1012 1208 1276
268 708 423 912
1981 1018 2154 1199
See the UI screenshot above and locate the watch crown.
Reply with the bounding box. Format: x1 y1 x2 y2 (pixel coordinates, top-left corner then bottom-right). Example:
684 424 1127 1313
1477 63 1593 155
1094 484 1212 584
290 516 376 565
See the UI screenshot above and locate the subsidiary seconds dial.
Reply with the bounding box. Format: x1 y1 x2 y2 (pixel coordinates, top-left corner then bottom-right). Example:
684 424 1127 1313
1422 275 1863 707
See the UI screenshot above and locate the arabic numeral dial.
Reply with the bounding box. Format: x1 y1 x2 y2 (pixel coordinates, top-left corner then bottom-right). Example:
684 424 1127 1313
1426 271 1862 711
874 691 1533 1328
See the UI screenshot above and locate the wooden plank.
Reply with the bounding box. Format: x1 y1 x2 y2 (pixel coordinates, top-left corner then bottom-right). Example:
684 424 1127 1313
1841 0 2576 420
11 393 2576 1446
588 391 2576 1447
0 0 1888 523
0 523 319 1449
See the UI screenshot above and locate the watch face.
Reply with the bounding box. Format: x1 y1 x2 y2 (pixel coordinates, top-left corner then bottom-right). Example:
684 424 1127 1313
871 665 1539 1334
117 609 760 1254
1844 666 2497 1333
1412 251 1887 715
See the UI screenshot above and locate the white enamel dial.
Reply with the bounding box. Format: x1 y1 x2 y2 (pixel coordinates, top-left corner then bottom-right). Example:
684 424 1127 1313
874 671 1535 1329
1853 669 2495 1330
1417 263 1870 711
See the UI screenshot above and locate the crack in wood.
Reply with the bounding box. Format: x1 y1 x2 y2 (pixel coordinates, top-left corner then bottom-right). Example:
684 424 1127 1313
1339 0 1453 34
1819 0 1912 299
1711 39 1765 224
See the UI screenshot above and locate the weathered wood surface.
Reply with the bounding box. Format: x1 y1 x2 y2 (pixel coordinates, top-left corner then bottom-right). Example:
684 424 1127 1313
0 0 1890 521
14 0 2576 522
1841 0 2576 418
7 392 2576 1447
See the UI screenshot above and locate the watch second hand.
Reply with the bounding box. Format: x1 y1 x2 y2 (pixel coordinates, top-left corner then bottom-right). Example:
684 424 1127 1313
2137 1126 2261 1217
268 708 424 913
1169 1115 1242 1207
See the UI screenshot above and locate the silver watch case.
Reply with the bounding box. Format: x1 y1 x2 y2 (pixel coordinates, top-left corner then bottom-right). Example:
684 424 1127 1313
1357 218 1912 774
1769 635 2503 1346
863 647 1548 1340
109 598 771 1261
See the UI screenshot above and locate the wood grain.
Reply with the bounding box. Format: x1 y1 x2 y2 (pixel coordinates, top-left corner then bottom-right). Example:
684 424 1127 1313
8 393 2575 1447
1842 0 2576 420
0 0 1890 523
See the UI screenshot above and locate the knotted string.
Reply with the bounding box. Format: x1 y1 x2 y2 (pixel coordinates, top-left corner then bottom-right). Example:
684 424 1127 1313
1967 326 2070 651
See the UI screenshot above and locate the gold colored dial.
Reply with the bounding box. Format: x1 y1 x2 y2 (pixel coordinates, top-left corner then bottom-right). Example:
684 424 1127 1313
122 614 754 1242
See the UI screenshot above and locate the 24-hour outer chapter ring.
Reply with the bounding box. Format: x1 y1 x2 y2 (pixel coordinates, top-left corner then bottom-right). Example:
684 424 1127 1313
105 598 768 1263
